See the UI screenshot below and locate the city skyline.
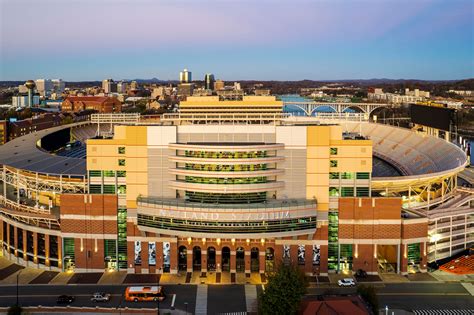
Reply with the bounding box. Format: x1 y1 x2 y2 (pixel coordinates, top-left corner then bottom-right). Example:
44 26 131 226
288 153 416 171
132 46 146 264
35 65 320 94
1 0 473 81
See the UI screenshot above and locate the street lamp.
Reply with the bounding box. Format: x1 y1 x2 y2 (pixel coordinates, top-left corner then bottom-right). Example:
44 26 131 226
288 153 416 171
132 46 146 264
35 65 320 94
385 305 389 315
184 301 188 315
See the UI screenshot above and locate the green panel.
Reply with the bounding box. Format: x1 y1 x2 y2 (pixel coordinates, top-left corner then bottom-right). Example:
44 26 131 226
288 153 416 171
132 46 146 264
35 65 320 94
329 187 340 197
63 238 75 260
341 172 354 179
408 243 421 264
103 170 115 177
185 191 267 204
89 170 102 177
341 187 354 197
356 172 370 179
89 184 102 194
328 211 339 271
356 187 370 197
117 171 126 177
104 239 117 260
103 185 116 194
117 207 128 269
184 176 267 184
118 185 127 194
329 172 340 179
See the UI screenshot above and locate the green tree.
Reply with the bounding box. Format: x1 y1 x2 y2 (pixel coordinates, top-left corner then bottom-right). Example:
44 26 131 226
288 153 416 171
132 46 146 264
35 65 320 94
259 263 308 315
7 305 22 315
357 284 379 314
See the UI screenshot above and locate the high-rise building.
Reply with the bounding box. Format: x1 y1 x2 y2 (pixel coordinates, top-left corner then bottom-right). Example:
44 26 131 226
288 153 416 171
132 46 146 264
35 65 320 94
102 79 117 94
204 73 215 90
52 79 65 94
35 79 54 97
117 81 128 93
179 68 192 83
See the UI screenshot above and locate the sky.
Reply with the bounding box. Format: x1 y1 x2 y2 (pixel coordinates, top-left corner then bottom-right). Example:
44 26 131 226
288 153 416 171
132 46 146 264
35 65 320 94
0 0 473 81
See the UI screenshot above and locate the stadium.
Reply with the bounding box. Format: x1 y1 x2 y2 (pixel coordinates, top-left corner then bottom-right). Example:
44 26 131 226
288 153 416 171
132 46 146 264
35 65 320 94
0 97 471 277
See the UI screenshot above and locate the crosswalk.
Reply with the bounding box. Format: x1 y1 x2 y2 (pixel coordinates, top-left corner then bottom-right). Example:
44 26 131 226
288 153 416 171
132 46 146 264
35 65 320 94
413 310 474 315
195 284 208 315
245 284 258 313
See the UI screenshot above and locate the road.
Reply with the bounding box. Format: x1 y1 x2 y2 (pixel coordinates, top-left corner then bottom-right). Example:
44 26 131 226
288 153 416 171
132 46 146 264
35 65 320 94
0 283 471 313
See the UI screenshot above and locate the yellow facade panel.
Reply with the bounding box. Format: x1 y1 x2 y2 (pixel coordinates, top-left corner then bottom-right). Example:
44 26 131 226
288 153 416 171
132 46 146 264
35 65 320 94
307 146 330 159
307 126 330 146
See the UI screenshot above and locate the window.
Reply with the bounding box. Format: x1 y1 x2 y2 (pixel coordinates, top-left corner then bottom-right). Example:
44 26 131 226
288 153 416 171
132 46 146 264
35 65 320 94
356 187 370 197
341 187 354 197
118 159 126 166
118 147 125 154
329 172 339 179
103 170 115 177
341 172 354 179
103 185 116 194
89 184 102 194
330 160 338 168
329 187 340 197
330 148 338 155
117 171 126 177
356 172 370 179
118 185 127 194
89 170 102 177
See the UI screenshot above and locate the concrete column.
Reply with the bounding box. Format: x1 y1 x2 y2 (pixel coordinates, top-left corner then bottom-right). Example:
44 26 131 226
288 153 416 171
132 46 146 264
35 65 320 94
126 241 135 273
230 250 236 273
156 242 163 274
216 250 222 272
45 234 50 267
201 249 208 273
397 244 402 274
187 249 193 273
319 245 328 275
420 242 427 272
6 223 9 249
141 241 149 274
13 226 18 257
259 251 265 274
290 245 298 266
23 230 28 262
304 245 313 275
170 242 177 274
244 250 251 273
33 232 38 264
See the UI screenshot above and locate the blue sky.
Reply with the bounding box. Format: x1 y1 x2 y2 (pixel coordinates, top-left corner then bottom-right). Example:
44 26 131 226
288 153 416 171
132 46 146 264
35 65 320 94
0 0 473 81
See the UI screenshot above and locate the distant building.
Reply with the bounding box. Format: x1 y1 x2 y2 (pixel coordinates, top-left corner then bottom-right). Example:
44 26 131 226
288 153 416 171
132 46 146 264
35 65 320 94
255 89 271 96
62 96 122 113
152 86 166 99
117 81 127 93
449 90 474 96
102 79 117 94
204 73 215 90
8 114 62 140
12 95 40 107
179 68 192 83
214 79 224 91
52 79 65 94
0 120 7 144
35 79 54 97
130 81 139 91
177 83 194 97
233 82 241 90
367 88 427 104
18 84 28 94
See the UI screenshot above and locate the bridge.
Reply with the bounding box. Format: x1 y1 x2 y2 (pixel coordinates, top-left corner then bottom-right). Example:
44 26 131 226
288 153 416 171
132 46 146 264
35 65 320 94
283 101 392 116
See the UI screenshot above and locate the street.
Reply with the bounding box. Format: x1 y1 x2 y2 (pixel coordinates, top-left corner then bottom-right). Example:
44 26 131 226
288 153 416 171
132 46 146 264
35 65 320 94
0 282 471 313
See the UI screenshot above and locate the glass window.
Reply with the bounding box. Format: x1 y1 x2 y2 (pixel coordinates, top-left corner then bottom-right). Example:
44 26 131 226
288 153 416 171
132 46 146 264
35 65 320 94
103 185 116 194
118 159 126 166
118 185 127 194
341 172 354 179
356 187 370 197
88 170 102 177
330 147 338 155
89 184 102 194
103 170 115 177
356 172 370 179
117 171 126 177
341 187 354 197
330 160 338 168
118 147 125 154
329 172 339 179
329 187 340 197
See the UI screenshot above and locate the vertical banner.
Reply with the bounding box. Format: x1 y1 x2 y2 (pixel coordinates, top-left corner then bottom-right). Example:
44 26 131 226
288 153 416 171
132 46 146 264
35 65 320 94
312 245 320 266
163 242 170 271
283 245 290 259
148 242 156 265
298 245 305 264
134 241 141 265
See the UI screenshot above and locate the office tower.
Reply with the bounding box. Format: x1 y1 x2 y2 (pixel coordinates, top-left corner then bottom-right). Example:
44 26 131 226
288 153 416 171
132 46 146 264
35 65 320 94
204 73 215 90
52 79 66 93
102 79 117 94
179 68 192 83
35 79 53 97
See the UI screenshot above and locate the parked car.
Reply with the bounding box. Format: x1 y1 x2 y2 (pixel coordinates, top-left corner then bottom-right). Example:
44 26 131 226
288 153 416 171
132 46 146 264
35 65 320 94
91 292 111 302
337 278 356 287
355 269 367 278
57 295 75 304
